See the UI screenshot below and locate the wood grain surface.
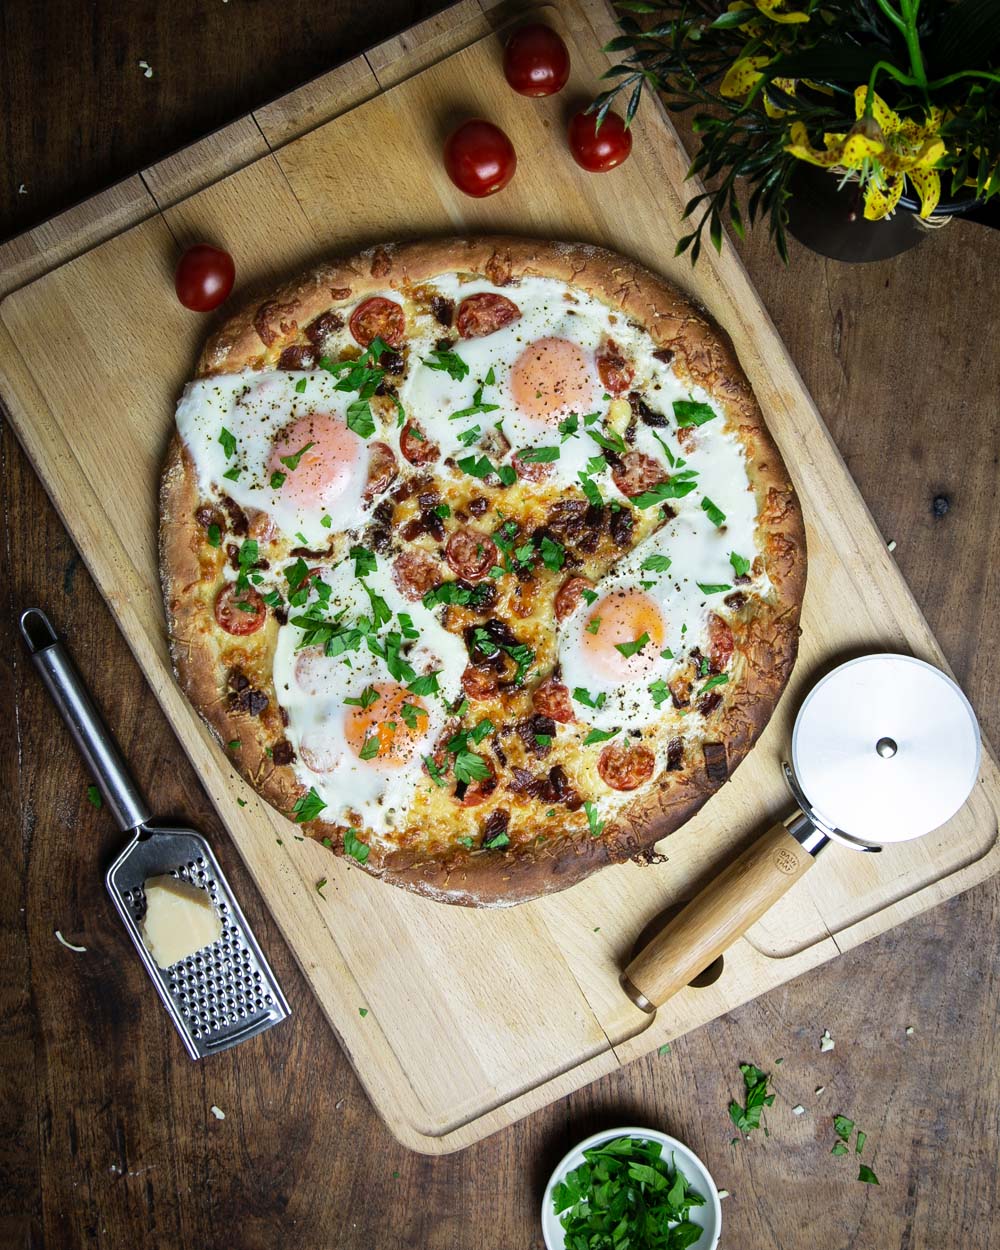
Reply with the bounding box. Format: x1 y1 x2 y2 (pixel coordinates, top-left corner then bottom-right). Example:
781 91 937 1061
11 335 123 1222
2 1 999 1247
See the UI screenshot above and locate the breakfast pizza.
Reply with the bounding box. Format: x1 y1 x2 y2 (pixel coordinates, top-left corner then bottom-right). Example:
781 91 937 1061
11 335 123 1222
160 236 806 907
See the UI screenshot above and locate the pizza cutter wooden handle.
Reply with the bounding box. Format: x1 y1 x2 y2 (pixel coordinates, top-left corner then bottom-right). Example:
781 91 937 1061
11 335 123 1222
621 823 815 1012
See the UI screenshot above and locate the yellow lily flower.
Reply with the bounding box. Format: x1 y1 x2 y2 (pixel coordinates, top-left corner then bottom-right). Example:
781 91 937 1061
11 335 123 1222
784 87 947 218
753 0 810 22
719 55 799 119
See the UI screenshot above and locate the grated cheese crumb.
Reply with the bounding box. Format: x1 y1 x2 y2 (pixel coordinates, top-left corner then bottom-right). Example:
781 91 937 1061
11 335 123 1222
905 1025 914 1035
887 540 897 552
210 1105 225 1120
18 183 27 195
820 1029 834 1052
55 930 87 952
717 1189 730 1200
815 1085 825 1095
138 60 154 78
791 1104 805 1115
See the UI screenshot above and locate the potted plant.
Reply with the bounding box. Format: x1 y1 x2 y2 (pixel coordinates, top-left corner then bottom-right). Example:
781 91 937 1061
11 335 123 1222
596 0 1000 261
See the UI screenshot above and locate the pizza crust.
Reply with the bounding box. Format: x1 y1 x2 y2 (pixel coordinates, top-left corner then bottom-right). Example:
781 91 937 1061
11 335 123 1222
161 236 806 907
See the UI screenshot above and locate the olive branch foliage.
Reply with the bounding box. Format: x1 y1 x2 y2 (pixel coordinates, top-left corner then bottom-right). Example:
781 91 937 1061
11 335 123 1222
591 0 1000 262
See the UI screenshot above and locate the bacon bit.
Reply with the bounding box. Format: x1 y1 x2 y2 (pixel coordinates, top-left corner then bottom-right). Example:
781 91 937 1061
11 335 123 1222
703 742 728 785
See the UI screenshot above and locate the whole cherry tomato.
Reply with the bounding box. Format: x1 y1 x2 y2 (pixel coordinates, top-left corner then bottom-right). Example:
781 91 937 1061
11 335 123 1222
503 24 570 96
174 244 236 312
568 109 633 173
443 120 517 198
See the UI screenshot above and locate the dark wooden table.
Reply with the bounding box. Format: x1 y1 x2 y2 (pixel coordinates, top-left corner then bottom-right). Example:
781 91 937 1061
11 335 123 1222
3 3 999 1247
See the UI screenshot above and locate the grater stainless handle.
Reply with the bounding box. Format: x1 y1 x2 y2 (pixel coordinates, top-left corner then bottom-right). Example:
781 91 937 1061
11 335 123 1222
20 608 151 832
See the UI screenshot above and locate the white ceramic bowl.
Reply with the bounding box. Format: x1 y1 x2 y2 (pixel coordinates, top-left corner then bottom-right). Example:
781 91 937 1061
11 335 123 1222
541 1126 722 1250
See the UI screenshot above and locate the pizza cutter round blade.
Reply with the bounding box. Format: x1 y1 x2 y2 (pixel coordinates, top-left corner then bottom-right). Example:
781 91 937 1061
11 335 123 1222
789 653 981 846
621 653 982 1014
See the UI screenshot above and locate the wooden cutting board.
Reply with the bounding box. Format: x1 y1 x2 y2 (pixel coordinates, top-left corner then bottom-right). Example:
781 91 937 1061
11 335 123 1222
1 0 997 1154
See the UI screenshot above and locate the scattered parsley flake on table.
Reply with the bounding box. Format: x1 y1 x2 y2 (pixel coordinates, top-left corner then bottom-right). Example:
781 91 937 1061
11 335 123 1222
729 1063 775 1138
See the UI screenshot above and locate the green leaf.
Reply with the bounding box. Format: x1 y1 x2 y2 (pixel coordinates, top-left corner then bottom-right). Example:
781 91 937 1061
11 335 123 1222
698 582 731 595
406 671 441 697
343 828 370 863
518 445 560 464
346 399 375 439
86 784 102 809
833 1115 855 1141
453 751 491 784
632 479 698 508
483 831 510 850
349 544 377 578
222 466 240 482
294 377 307 393
649 679 670 708
729 551 751 578
701 496 726 528
700 673 730 695
280 440 316 471
207 523 221 548
673 399 716 427
584 728 619 745
858 1165 879 1185
584 801 605 838
270 471 286 490
641 554 672 573
856 1131 866 1154
615 631 650 659
359 734 381 761
574 687 607 711
291 786 326 823
422 347 469 380
539 535 565 571
831 1142 849 1156
218 427 237 458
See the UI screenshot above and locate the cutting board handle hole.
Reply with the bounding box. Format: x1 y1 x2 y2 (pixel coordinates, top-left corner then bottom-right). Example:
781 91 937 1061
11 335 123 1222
628 901 725 989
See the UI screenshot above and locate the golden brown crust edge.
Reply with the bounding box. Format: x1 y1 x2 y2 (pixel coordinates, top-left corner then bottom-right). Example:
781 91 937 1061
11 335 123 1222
161 235 807 907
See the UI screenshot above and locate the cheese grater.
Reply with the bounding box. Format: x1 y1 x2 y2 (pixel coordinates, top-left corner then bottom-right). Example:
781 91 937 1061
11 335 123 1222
20 608 291 1059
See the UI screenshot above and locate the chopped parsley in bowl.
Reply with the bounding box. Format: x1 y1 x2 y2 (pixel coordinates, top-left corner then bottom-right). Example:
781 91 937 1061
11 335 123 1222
541 1127 721 1250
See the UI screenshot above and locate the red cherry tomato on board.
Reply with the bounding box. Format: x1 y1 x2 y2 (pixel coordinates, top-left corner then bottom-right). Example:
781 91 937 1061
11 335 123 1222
568 109 633 173
503 24 570 97
175 244 236 312
443 120 517 198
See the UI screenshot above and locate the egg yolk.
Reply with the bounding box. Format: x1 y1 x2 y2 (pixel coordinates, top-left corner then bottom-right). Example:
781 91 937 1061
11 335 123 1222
583 589 666 681
509 337 597 423
344 683 430 768
268 413 361 509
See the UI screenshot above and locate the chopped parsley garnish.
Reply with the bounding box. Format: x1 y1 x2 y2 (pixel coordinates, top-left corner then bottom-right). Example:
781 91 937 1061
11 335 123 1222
218 427 237 458
397 612 419 640
729 1063 775 1137
730 551 751 578
453 751 491 784
291 786 327 823
315 878 327 898
450 378 500 421
344 685 380 710
398 702 423 730
831 1142 849 1157
539 534 566 571
457 836 474 849
858 1165 879 1185
701 496 726 528
350 544 377 578
280 441 315 471
422 581 493 611
551 1135 706 1250
270 470 286 490
587 425 628 456
235 538 259 591
294 377 308 393
456 424 481 447
649 427 676 467
207 523 221 548
86 784 102 809
661 647 674 660
649 679 671 707
584 801 605 838
227 739 241 751
407 671 441 697
674 398 717 427
262 590 283 608
833 1115 855 1141
632 477 698 509
557 413 579 441
584 728 619 745
534 733 552 747
518 445 560 464
468 718 494 744
222 466 241 482
615 632 651 659
320 514 333 528
457 453 516 486
574 687 607 711
586 618 601 635
697 582 731 595
700 673 730 695
343 828 370 863
284 557 310 593
641 554 672 574
346 398 376 439
423 755 446 788
433 502 451 519
580 588 599 606
856 1131 867 1154
422 347 469 380
483 831 510 850
359 734 381 761
578 471 604 507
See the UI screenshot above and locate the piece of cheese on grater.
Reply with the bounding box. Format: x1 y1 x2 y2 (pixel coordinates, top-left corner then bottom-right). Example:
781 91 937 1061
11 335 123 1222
140 875 222 969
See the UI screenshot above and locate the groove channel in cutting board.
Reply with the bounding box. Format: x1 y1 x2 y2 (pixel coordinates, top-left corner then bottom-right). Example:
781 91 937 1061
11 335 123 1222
0 0 997 1153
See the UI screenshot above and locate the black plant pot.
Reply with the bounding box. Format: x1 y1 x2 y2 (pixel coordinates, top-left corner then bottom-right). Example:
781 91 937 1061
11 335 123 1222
785 162 1000 263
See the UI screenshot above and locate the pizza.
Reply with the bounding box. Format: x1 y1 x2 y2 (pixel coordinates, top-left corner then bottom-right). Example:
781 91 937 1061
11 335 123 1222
160 237 806 907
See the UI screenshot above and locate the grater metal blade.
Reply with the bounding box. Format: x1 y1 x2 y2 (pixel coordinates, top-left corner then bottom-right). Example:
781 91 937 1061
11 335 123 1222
20 607 290 1059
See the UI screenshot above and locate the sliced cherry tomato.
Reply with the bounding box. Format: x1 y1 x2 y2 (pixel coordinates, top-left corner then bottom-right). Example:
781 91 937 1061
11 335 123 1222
568 110 633 173
349 297 405 347
215 584 266 635
456 293 521 339
444 120 517 198
503 24 570 97
175 244 236 312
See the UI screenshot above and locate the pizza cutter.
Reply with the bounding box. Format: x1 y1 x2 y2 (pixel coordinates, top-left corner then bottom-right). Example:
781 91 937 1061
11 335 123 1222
620 653 982 1012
